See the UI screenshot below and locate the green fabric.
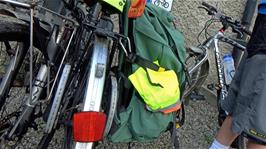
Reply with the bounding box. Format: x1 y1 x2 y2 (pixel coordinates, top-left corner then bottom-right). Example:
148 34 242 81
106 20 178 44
109 96 173 142
133 4 186 81
109 4 186 143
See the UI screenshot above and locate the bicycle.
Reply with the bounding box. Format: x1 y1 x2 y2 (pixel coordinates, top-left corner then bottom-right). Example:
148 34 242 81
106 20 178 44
0 0 249 148
0 0 131 148
0 0 82 147
183 2 252 149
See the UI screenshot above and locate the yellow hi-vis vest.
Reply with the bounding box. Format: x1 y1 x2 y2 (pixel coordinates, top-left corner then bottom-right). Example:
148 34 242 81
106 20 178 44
128 61 180 112
101 0 126 12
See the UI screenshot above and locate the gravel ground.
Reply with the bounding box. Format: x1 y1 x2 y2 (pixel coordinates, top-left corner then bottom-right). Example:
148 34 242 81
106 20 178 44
1 94 217 149
178 100 218 149
3 95 218 149
0 0 252 149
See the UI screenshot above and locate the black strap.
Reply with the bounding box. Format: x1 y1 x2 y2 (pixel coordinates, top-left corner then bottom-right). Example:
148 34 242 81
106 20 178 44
119 72 132 89
171 112 180 149
126 53 167 88
121 55 164 91
127 53 162 71
180 103 185 126
170 103 185 149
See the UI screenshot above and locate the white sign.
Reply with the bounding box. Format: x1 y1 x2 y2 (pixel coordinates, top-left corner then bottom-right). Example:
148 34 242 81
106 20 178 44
150 0 173 11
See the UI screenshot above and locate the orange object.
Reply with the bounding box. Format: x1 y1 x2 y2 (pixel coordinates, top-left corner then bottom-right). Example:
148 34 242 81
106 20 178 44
128 0 146 18
162 103 181 114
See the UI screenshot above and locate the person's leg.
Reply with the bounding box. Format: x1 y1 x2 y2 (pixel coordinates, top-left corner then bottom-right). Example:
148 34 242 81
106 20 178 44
247 140 266 149
216 116 239 145
210 116 239 149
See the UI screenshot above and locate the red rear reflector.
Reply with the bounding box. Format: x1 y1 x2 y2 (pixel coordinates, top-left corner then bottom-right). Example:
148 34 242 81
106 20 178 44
73 112 107 142
128 0 146 18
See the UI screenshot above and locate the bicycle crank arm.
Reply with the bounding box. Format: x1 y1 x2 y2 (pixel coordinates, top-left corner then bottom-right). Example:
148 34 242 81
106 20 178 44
7 106 34 140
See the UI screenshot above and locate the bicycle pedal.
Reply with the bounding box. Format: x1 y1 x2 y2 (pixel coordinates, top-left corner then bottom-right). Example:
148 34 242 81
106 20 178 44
207 83 215 91
6 48 16 56
207 83 221 91
189 92 206 101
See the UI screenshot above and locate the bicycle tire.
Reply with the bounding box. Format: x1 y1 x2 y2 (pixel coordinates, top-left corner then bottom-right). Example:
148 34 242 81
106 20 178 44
0 14 51 148
0 14 32 147
0 14 29 109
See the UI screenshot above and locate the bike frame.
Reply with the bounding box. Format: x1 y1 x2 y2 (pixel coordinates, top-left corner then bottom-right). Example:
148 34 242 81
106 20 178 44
200 29 246 104
187 27 246 104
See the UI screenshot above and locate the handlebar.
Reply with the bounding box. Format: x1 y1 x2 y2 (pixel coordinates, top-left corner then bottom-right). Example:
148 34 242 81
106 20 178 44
199 2 252 36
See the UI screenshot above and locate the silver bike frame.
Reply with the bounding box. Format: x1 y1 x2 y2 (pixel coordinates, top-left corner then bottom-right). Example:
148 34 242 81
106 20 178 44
202 30 246 102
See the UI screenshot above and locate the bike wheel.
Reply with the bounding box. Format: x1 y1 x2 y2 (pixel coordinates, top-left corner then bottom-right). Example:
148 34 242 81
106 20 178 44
0 14 49 148
0 14 29 109
0 14 31 146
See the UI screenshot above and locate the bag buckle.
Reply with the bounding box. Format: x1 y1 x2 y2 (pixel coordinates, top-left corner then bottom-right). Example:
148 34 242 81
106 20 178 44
119 37 132 57
118 37 141 64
